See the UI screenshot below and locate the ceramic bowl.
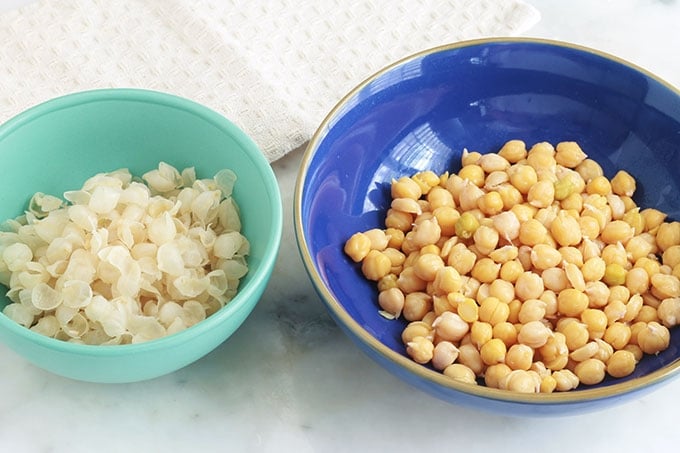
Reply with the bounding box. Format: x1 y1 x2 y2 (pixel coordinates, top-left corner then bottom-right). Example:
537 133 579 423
0 88 282 383
295 38 680 416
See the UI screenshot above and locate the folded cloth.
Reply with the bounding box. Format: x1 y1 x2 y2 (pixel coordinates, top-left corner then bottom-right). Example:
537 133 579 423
0 0 540 162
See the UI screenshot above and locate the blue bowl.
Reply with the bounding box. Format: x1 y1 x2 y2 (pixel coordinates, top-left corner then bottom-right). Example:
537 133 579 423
294 38 680 416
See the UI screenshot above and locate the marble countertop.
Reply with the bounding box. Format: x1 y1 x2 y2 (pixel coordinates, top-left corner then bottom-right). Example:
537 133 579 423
2 1 680 452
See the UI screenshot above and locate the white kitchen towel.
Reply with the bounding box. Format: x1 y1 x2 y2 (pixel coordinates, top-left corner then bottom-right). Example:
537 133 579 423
0 0 540 162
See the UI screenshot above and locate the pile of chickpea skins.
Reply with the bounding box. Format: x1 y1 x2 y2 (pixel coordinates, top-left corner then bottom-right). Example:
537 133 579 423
344 140 680 393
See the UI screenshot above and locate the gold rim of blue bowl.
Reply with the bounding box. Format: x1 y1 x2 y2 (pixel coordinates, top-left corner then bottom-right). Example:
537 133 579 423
294 37 680 405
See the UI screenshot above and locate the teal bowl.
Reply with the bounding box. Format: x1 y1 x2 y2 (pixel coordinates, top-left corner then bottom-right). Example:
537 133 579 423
0 89 283 383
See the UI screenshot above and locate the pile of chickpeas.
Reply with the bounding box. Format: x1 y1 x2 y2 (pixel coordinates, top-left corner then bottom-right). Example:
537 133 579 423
344 140 680 393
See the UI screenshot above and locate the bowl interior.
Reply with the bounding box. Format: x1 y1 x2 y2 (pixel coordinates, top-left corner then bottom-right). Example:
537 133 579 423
0 89 281 336
298 39 680 397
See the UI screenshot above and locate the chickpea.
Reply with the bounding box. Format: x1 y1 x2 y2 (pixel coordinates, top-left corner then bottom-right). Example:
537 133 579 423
604 300 627 325
603 322 632 350
391 176 422 200
593 338 614 362
555 141 587 168
625 267 650 295
515 271 545 301
378 287 405 318
473 225 500 256
583 281 610 308
402 292 432 321
610 170 636 197
603 263 627 286
530 244 563 270
623 344 644 362
487 279 516 304
412 171 441 194
410 217 441 248
480 338 507 365
505 343 534 371
447 243 477 275
569 341 599 362
527 180 555 208
539 333 569 372
432 341 460 370
471 258 500 284
519 218 548 246
492 321 518 347
575 158 603 183
559 319 589 351
377 273 398 292
663 245 680 268
413 253 445 282
478 297 510 326
443 363 478 385
574 358 606 385
501 370 539 393
458 183 485 211
500 260 524 283
578 215 601 239
507 299 522 324
518 299 547 324
508 164 538 194
470 321 494 349
496 184 524 210
561 191 584 212
484 170 510 191
557 288 589 317
641 208 667 232
361 250 392 281
650 273 680 299
559 246 585 267
427 186 455 210
637 321 670 354
635 305 660 324
406 336 434 364
344 232 371 262
457 343 485 376
432 311 469 342
540 375 558 393
581 308 608 340
657 297 680 328
564 262 586 292
517 320 552 349
497 139 527 163
550 211 582 247
540 290 559 317
542 267 568 292
579 260 604 285
401 321 433 344
656 221 680 252
396 266 427 293
553 369 580 391
477 191 504 216
600 220 634 244
606 349 637 378
586 175 612 196
454 212 480 240
484 363 513 389
623 294 643 324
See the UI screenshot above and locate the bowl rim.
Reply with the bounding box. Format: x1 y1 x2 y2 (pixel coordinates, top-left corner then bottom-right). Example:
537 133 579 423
294 37 680 405
0 87 283 355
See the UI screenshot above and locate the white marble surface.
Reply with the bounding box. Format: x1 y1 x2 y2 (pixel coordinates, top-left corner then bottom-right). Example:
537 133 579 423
1 1 680 452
